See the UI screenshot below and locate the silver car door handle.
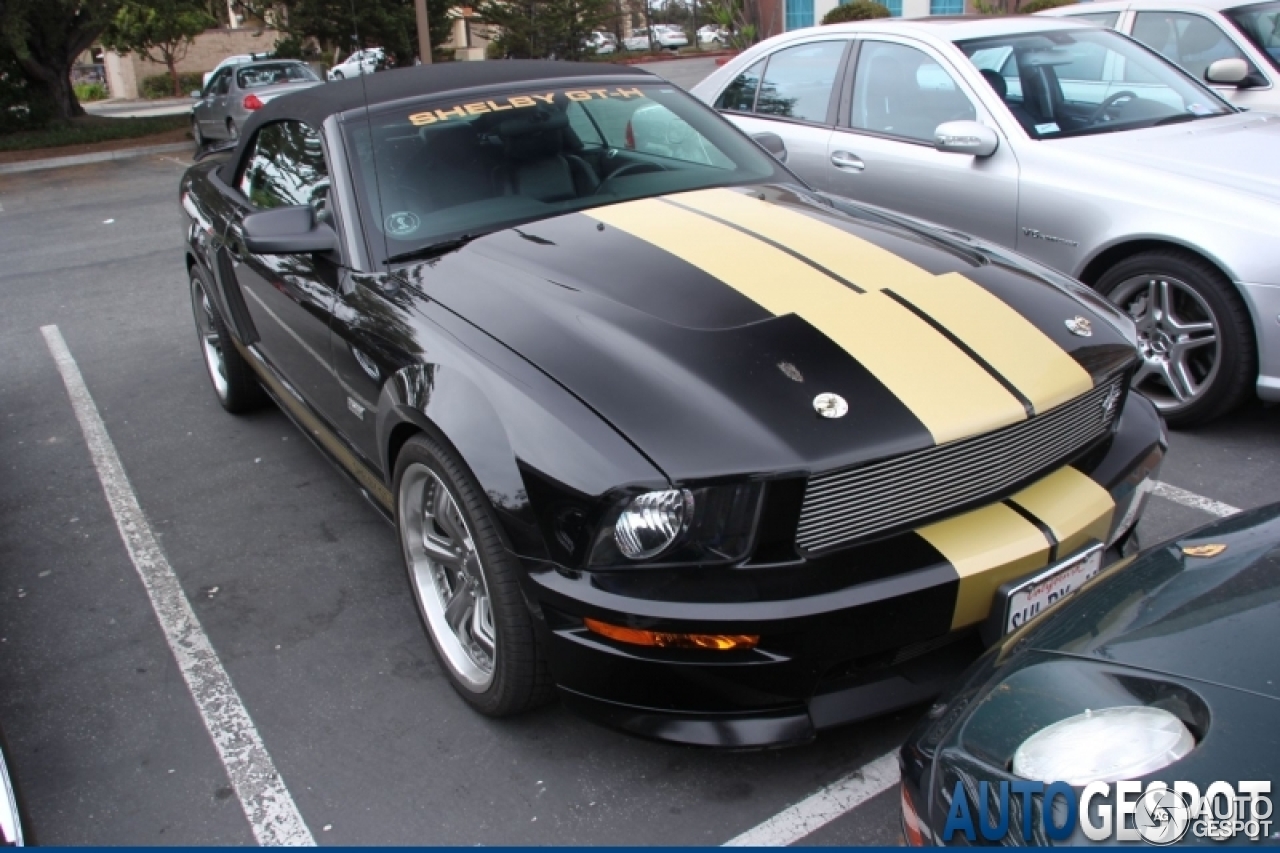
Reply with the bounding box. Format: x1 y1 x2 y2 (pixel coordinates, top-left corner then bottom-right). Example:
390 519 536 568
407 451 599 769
830 150 865 172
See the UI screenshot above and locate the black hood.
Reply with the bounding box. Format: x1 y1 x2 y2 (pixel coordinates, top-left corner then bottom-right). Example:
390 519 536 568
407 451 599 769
406 184 1136 482
1030 504 1280 701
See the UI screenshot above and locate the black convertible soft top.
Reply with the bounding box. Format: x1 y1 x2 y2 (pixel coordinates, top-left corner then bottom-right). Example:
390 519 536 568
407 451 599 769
256 59 653 129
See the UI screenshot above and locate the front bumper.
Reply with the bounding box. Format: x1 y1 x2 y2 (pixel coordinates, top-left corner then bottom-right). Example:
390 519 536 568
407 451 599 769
525 394 1165 748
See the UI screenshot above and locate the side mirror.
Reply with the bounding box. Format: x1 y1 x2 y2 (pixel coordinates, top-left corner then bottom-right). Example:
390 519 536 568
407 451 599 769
242 205 339 254
752 131 788 163
934 120 999 158
1205 57 1249 85
191 90 202 98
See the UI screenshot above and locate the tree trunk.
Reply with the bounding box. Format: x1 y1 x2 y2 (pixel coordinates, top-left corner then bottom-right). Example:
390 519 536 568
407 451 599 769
167 56 181 97
17 52 84 120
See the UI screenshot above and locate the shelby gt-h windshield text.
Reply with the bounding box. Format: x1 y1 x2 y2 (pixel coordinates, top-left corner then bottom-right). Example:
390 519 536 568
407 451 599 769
180 61 1164 747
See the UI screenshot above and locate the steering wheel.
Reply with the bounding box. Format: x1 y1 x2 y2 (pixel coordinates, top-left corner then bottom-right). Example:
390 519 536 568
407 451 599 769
595 161 667 194
1089 90 1138 123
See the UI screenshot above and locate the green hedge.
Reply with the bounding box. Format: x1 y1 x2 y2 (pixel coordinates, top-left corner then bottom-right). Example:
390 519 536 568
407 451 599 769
73 82 109 102
140 71 205 99
822 0 892 23
1016 0 1076 11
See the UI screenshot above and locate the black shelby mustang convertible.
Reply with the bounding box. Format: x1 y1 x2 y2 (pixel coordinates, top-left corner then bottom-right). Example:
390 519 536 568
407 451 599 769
180 61 1165 747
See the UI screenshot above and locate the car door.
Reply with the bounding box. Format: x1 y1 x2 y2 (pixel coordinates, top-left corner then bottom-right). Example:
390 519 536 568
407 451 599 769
226 120 343 416
196 68 230 137
1129 10 1274 109
712 39 850 177
823 37 1020 247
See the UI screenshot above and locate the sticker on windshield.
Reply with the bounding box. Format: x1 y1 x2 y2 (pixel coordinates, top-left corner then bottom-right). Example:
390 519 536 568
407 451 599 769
385 210 421 236
1187 103 1213 115
1035 122 1060 134
408 88 646 127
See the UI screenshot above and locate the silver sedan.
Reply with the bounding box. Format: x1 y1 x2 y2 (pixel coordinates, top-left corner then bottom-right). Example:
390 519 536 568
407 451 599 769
692 17 1280 426
191 60 324 147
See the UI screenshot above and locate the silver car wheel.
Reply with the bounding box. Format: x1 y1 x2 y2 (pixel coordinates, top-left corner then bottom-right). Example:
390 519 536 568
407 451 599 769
1110 274 1219 411
399 464 496 691
190 277 229 401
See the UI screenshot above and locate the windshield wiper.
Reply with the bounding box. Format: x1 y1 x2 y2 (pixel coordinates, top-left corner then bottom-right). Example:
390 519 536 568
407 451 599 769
385 233 482 265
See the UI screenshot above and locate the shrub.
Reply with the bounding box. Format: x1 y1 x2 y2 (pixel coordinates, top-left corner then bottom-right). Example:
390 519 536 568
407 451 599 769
140 71 204 99
1016 0 1076 11
822 0 892 23
73 82 110 101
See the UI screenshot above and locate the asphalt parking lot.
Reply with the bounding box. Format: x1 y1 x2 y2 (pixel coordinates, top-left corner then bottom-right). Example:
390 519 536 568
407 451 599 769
1 58 1278 845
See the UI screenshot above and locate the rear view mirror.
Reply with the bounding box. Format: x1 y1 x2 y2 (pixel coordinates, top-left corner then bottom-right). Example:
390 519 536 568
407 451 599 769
934 120 999 158
1205 57 1249 85
243 205 339 254
752 132 788 163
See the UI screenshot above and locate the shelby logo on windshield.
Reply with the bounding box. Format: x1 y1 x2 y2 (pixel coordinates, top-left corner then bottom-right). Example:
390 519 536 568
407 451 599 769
944 780 1273 844
409 88 646 127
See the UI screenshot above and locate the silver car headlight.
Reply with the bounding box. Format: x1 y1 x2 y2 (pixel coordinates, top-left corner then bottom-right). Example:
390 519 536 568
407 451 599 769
1012 706 1195 785
587 483 763 566
614 489 693 560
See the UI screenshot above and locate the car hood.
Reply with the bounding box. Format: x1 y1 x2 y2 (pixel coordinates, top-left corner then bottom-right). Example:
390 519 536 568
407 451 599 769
407 184 1136 481
1029 504 1280 700
1056 112 1280 203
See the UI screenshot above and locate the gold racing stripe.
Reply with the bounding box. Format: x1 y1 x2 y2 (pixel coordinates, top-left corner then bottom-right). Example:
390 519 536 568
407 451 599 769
1009 466 1114 558
917 502 1051 630
584 199 1027 445
672 188 1093 416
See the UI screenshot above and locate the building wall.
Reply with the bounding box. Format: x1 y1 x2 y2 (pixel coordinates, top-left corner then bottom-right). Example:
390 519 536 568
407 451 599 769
104 27 282 98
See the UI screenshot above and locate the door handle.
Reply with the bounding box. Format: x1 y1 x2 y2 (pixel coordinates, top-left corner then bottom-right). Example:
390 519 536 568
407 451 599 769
830 150 866 172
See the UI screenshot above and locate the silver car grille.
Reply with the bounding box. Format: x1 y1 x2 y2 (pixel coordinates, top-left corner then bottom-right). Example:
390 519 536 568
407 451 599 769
795 378 1125 553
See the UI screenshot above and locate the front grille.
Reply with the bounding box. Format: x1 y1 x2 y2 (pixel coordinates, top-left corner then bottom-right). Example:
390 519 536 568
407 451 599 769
796 378 1125 553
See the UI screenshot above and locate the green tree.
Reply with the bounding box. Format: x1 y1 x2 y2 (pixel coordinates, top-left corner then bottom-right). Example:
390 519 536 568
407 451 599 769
257 0 451 65
477 0 613 60
0 0 123 120
102 0 215 97
821 0 889 23
705 0 757 49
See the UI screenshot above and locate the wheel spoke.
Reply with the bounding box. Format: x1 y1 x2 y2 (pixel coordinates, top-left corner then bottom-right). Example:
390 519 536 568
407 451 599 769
1154 279 1173 322
436 490 470 548
1160 359 1192 402
443 578 474 634
471 594 496 658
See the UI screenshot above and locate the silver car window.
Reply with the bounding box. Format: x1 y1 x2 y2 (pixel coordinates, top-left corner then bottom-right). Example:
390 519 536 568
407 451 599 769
848 41 976 143
1131 11 1254 79
1223 1 1280 71
238 121 330 211
754 41 846 123
715 59 765 112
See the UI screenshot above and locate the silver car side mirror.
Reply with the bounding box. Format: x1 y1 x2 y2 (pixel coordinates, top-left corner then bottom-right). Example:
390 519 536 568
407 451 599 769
934 121 999 158
1205 57 1249 85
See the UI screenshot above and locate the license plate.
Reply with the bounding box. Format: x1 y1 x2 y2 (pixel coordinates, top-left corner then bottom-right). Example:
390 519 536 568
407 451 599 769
1001 544 1104 635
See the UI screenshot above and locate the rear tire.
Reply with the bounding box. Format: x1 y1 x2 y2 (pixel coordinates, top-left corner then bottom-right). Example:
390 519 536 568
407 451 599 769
394 433 553 717
189 270 265 414
1096 249 1255 428
192 117 205 151
226 118 238 141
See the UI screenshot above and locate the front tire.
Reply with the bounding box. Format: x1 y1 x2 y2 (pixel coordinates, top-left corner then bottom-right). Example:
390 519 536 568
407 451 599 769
331 70 344 80
189 271 265 413
226 118 238 141
394 434 552 717
1096 249 1255 427
192 117 205 151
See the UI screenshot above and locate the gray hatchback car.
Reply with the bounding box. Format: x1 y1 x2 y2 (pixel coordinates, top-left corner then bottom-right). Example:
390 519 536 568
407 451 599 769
693 17 1280 426
191 60 324 147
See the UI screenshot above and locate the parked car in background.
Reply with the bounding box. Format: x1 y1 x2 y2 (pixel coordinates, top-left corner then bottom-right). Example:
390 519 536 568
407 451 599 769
328 47 388 80
699 24 729 45
586 31 618 54
201 52 271 88
192 60 324 146
1042 0 1280 113
693 18 1280 427
624 25 689 50
900 503 1280 846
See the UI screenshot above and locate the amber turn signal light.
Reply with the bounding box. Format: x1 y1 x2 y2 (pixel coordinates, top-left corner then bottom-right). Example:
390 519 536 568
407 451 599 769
584 618 758 651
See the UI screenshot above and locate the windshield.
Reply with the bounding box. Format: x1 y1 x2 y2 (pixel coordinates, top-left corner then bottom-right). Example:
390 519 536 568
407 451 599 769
237 62 321 89
1225 1 1280 71
957 27 1233 140
343 82 787 263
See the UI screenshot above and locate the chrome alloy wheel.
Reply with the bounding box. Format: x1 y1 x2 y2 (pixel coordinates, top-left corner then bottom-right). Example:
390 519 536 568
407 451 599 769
190 277 229 401
1109 274 1220 412
399 465 496 691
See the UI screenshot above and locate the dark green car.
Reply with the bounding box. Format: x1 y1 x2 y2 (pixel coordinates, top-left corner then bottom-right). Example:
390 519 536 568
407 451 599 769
901 504 1280 845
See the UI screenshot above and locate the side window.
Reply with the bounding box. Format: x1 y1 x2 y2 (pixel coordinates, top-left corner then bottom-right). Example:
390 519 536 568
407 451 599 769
565 102 605 147
755 41 846 123
716 59 764 112
1132 11 1250 80
238 121 330 211
206 69 228 96
849 41 976 142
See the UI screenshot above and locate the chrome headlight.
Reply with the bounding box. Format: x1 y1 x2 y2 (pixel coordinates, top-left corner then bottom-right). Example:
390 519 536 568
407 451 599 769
1012 706 1195 785
614 489 693 560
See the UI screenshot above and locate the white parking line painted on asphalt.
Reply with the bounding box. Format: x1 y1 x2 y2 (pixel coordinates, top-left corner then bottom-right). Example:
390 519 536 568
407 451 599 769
41 325 315 847
723 750 900 846
1153 481 1241 518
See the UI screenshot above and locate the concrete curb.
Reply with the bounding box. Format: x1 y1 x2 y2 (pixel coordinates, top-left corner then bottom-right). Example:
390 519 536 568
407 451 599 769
0 142 192 175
